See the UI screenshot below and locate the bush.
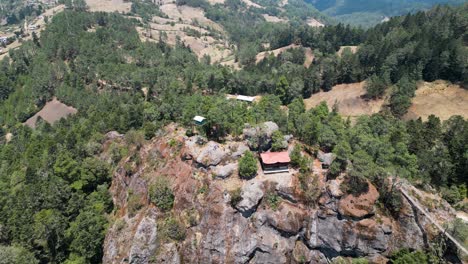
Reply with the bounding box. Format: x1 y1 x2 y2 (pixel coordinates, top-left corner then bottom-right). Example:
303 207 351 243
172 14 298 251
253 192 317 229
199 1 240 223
230 187 242 208
0 245 39 264
160 217 186 241
239 151 258 180
390 249 428 264
265 192 280 211
271 130 286 151
127 192 144 218
149 177 174 211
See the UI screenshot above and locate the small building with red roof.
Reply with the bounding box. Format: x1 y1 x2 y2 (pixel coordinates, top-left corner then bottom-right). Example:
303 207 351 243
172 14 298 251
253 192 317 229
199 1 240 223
260 151 290 174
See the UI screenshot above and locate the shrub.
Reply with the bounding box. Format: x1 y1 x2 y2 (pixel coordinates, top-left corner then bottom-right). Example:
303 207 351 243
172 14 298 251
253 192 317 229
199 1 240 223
160 217 186 241
230 187 242 208
265 192 280 211
390 249 429 264
149 177 174 211
127 192 144 218
271 130 286 151
239 151 258 180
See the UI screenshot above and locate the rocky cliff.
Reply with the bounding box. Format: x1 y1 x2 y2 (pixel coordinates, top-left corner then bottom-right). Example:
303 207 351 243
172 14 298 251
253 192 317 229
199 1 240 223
101 124 457 264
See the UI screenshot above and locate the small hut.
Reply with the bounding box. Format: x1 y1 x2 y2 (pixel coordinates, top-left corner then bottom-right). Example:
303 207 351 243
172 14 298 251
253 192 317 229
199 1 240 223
260 151 290 174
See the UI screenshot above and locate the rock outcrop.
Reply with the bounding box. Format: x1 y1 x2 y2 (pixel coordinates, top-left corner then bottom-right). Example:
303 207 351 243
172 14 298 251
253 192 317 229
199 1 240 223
102 125 457 264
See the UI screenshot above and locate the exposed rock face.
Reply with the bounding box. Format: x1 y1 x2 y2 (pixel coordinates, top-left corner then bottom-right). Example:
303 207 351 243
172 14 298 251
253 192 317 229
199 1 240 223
236 181 264 217
128 208 159 263
102 126 457 264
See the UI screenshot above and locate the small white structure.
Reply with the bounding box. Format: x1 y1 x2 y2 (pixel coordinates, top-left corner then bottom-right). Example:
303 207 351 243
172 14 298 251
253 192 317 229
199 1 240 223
236 95 256 102
193 116 206 125
226 94 256 103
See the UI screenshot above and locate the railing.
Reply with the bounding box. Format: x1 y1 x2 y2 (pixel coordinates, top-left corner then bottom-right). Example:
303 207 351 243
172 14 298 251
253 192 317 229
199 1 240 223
399 187 468 256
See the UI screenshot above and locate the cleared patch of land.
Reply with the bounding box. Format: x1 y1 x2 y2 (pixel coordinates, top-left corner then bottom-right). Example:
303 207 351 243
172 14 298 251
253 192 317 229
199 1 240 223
304 82 385 117
404 80 468 121
263 14 287 23
25 98 78 128
85 0 131 13
306 18 324 27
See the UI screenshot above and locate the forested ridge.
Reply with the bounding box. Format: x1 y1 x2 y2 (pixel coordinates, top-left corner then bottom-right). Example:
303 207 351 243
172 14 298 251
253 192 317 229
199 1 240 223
0 2 467 263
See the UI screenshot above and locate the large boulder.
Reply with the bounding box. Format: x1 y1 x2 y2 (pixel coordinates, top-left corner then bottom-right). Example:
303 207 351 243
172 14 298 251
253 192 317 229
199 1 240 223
211 163 237 179
243 122 279 151
236 181 264 217
186 139 228 167
262 202 307 235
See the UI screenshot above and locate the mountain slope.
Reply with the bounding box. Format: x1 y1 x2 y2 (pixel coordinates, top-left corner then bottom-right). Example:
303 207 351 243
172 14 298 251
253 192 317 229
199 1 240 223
308 0 466 26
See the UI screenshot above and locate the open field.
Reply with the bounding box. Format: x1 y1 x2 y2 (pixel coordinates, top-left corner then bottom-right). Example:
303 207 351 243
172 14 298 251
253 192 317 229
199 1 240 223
404 80 468 121
25 98 78 128
85 0 131 13
304 82 385 117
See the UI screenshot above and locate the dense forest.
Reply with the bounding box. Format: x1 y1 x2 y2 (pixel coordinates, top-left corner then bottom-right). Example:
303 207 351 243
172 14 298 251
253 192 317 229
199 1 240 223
0 1 467 263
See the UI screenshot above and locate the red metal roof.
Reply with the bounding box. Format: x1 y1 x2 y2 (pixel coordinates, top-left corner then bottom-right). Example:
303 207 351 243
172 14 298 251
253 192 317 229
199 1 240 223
260 152 291 165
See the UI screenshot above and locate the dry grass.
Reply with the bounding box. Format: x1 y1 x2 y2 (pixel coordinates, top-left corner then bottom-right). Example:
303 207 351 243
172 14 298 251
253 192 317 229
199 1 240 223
404 80 468 121
85 0 131 13
306 18 324 27
25 98 78 128
304 82 385 118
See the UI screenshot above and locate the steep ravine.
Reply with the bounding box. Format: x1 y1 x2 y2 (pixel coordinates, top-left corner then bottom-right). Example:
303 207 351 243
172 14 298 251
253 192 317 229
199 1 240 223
102 125 457 264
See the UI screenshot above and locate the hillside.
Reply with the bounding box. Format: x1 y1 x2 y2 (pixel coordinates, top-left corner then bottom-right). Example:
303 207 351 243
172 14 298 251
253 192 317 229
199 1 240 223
0 2 467 264
308 0 466 26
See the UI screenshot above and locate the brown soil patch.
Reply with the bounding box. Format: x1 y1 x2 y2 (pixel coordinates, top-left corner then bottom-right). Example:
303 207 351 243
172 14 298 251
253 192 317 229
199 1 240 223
404 80 468 121
85 0 131 13
25 97 77 128
304 82 384 117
